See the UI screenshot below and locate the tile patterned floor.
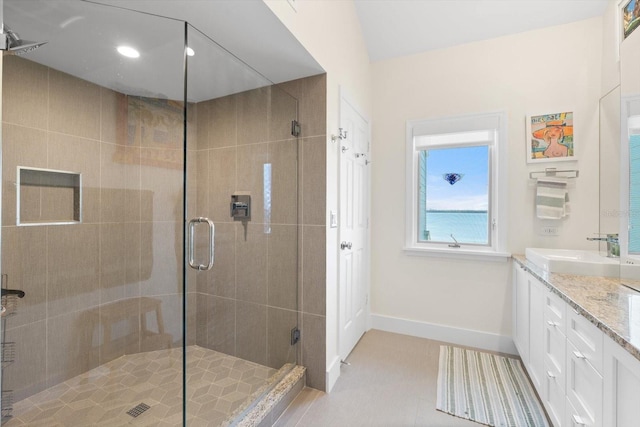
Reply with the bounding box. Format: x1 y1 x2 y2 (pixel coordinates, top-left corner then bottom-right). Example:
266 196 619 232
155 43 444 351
4 346 288 426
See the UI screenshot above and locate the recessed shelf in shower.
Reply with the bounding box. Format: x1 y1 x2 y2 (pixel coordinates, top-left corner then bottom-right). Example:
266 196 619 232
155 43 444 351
17 167 82 226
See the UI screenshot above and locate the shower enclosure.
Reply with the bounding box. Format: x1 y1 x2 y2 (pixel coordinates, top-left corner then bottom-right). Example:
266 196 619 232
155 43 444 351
0 1 300 425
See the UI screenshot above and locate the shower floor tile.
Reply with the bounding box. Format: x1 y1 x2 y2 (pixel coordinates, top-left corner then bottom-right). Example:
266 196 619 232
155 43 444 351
5 346 284 426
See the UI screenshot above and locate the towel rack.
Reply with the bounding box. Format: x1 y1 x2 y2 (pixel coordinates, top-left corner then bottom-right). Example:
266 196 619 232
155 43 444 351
529 167 579 179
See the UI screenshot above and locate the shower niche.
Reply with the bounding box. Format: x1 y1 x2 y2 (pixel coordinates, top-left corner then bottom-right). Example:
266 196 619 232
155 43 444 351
16 167 81 225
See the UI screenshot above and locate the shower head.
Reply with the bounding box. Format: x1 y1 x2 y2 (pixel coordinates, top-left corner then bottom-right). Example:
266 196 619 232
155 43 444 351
0 25 47 55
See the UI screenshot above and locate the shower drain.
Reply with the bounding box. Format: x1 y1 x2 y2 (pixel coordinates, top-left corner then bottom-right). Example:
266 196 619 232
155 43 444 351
126 403 151 418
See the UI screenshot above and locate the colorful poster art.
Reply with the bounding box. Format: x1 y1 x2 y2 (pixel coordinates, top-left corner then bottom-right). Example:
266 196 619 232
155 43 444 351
526 111 575 163
623 0 640 40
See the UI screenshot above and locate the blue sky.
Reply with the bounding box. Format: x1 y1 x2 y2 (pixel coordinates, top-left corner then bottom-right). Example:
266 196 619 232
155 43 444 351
424 146 489 211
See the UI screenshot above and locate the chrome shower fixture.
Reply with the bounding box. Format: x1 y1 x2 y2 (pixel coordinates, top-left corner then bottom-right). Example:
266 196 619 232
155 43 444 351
0 24 47 55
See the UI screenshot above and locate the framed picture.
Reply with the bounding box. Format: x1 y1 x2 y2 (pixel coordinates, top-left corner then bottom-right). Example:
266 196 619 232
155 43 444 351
526 111 575 163
622 0 640 40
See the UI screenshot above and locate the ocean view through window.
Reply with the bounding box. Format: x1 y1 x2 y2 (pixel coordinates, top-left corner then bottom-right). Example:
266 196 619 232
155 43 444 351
405 111 508 259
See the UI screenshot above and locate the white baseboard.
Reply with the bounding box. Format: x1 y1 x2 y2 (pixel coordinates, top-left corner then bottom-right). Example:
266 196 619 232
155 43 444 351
325 355 341 393
370 314 517 355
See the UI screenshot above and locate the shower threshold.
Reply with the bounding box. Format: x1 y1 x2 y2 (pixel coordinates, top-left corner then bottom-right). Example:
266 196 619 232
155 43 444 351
5 346 292 426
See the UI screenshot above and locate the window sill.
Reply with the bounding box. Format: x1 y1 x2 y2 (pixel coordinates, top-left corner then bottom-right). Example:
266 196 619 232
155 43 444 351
403 246 511 262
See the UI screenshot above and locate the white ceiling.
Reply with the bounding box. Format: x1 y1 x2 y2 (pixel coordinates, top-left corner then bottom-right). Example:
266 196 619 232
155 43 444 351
5 0 611 101
354 0 611 62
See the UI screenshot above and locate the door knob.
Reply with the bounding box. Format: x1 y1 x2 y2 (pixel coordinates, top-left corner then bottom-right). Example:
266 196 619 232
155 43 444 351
340 241 352 250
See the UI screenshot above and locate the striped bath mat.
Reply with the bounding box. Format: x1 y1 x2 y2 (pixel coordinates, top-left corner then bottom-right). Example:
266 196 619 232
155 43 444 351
436 346 548 427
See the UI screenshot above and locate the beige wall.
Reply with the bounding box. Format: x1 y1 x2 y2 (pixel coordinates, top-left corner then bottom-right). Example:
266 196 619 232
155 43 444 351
264 0 372 391
370 18 603 339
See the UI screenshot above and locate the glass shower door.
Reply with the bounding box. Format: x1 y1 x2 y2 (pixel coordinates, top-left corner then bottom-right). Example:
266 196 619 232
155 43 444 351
0 1 188 425
184 24 300 424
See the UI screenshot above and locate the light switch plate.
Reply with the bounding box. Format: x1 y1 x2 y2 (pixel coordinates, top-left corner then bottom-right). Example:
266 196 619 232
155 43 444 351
330 211 338 228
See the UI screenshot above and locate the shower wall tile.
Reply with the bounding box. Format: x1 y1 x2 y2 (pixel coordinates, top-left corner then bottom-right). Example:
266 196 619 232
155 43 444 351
139 148 184 222
47 310 100 387
139 293 182 351
197 222 236 298
302 225 326 316
267 307 297 369
299 74 327 138
209 95 238 149
100 88 127 145
3 321 48 402
133 97 183 150
187 102 198 151
269 85 298 142
187 149 199 219
41 186 76 222
92 298 142 364
2 56 49 130
302 136 327 226
206 295 236 356
100 142 128 223
140 221 182 297
49 68 101 140
269 139 298 225
196 292 208 347
237 87 268 146
301 313 326 391
100 223 126 304
236 301 267 366
195 148 209 217
1 124 48 226
47 224 100 318
236 223 267 305
124 222 141 298
236 143 268 224
208 147 236 222
196 100 210 150
1 226 47 327
48 132 101 223
187 292 198 346
268 225 298 311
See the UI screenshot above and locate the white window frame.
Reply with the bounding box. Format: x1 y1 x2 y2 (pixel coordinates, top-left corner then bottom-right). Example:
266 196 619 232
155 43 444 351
404 111 510 261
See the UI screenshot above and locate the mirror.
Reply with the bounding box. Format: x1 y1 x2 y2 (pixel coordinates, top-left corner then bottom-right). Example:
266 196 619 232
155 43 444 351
599 85 621 254
619 25 640 290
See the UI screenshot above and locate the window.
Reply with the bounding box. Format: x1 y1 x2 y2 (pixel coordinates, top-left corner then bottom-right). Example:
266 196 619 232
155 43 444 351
405 112 508 260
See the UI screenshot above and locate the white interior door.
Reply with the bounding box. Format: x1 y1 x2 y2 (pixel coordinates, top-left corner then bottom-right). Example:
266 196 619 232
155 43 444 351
339 94 370 361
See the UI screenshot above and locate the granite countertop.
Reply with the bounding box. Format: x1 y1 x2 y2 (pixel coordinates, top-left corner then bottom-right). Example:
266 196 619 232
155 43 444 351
513 255 640 362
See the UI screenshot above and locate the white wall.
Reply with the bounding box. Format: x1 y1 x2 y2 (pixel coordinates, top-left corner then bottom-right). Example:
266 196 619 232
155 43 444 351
263 0 372 391
370 18 603 342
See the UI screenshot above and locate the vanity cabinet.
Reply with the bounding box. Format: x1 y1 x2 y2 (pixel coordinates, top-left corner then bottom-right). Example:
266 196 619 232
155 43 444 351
602 334 640 427
512 266 606 427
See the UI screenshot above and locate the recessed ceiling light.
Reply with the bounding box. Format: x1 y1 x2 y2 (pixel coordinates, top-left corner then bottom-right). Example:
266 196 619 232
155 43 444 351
186 47 195 57
117 45 140 58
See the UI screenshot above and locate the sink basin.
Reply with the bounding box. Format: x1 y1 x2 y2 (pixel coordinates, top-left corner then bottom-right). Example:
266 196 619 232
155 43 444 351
525 248 619 277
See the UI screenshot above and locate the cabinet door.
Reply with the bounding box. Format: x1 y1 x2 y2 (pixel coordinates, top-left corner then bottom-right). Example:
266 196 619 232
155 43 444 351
513 262 530 364
528 274 546 394
603 335 640 427
566 340 603 427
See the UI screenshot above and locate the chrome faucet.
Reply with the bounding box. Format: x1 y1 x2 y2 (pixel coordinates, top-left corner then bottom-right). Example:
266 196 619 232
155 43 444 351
586 233 619 258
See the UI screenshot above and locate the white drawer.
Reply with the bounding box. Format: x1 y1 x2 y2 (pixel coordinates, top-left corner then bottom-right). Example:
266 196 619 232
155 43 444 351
566 340 603 427
543 359 566 427
545 290 567 335
544 317 567 392
567 308 603 374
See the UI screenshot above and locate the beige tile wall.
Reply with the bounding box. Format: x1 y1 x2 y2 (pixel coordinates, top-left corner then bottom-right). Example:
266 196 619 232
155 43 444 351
1 56 184 401
191 74 328 391
1 55 329 403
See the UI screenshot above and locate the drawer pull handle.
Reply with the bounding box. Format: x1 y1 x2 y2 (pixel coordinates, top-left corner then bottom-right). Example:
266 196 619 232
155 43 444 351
572 414 585 425
573 350 587 359
546 370 555 379
546 320 557 327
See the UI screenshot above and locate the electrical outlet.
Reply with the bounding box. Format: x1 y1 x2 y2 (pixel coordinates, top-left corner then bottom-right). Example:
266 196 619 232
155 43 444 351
540 226 559 236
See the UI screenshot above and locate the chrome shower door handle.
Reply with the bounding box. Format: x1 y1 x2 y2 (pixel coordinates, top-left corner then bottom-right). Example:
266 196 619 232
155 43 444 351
188 217 215 271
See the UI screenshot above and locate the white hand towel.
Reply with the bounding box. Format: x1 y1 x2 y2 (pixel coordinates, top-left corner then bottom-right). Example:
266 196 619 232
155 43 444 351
536 177 568 219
